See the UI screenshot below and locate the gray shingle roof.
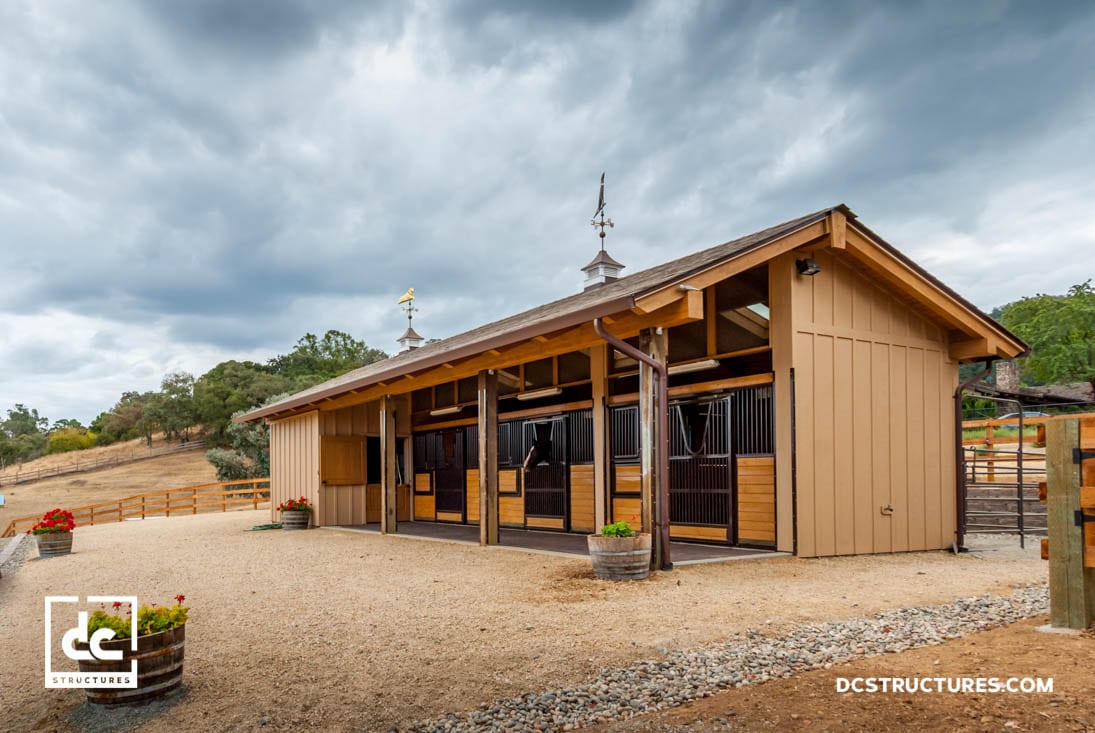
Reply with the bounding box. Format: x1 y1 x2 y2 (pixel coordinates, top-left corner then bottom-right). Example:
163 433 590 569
238 206 838 421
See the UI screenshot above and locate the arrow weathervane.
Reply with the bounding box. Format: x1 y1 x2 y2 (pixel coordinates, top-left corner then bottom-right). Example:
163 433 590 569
591 172 614 248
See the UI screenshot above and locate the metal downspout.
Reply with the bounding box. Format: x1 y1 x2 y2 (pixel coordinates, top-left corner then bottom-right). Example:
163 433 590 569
593 318 672 570
954 359 994 553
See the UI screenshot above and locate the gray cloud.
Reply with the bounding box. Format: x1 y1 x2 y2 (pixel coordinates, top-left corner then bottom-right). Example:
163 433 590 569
1 0 1093 423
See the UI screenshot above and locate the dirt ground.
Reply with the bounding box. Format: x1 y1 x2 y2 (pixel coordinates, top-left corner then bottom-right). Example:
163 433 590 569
597 621 1095 732
0 510 1053 732
0 451 216 525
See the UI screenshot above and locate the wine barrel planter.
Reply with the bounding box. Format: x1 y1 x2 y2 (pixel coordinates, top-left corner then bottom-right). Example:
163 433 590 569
36 531 73 558
77 625 186 705
587 533 652 580
280 509 311 530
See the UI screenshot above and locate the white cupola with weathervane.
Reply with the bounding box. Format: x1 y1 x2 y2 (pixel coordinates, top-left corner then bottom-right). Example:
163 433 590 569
396 287 424 352
582 172 624 290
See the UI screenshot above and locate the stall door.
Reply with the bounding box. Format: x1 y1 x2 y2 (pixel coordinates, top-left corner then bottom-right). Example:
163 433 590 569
523 419 568 531
433 429 466 523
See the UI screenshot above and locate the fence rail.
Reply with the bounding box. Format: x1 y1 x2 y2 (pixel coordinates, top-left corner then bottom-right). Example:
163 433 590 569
0 440 207 487
1 478 270 538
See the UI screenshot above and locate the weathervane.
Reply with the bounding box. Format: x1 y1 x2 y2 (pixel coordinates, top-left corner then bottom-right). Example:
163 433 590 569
591 172 614 249
397 287 417 328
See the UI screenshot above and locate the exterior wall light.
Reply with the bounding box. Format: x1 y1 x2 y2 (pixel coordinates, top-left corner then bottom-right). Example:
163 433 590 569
796 258 822 276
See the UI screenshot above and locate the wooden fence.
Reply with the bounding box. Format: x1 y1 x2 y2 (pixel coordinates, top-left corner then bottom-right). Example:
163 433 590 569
1 478 270 538
0 439 208 487
962 416 1050 447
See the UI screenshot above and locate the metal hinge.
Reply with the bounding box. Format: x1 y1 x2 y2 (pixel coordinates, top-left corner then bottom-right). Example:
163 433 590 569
1075 510 1095 527
1072 448 1095 464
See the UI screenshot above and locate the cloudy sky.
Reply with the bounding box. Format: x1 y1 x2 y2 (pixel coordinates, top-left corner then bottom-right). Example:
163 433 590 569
2 0 1093 425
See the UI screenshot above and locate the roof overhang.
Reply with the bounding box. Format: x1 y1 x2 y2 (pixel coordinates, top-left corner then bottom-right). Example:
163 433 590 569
237 293 638 422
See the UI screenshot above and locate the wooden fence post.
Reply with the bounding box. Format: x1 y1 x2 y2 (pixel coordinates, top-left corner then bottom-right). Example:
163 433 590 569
1045 417 1095 629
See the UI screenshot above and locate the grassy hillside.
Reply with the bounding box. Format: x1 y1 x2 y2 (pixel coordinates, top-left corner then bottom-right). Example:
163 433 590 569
1 450 218 524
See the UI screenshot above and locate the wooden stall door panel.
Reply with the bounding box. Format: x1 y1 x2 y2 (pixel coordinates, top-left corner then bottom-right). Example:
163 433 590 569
570 465 596 532
321 435 365 485
414 473 434 520
396 485 411 522
366 484 381 524
497 468 524 527
612 496 642 532
615 465 642 494
737 456 776 544
466 468 480 524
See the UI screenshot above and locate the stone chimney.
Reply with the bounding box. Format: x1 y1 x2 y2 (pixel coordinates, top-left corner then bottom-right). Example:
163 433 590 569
995 360 1020 391
581 249 625 290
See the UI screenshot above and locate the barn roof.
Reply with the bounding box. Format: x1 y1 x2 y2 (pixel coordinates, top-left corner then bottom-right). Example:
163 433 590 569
238 204 1025 422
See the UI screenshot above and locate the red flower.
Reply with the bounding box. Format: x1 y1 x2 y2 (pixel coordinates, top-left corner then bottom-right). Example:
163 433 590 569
175 594 186 603
112 601 122 609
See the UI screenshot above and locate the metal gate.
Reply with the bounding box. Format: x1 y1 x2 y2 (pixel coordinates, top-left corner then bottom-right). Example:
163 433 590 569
963 445 1046 544
668 398 733 529
610 383 774 544
430 429 466 520
523 418 568 526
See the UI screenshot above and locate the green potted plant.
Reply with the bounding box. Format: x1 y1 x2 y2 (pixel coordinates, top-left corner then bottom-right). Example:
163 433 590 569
80 595 189 705
276 496 313 530
587 518 652 580
28 508 75 558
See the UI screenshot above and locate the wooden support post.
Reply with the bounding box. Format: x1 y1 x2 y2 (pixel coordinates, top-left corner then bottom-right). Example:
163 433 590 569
1045 417 1095 629
638 332 655 539
380 395 398 534
648 327 669 569
478 369 500 546
590 344 609 531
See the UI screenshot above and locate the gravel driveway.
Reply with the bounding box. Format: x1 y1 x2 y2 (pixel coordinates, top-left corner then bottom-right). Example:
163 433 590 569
0 511 1045 731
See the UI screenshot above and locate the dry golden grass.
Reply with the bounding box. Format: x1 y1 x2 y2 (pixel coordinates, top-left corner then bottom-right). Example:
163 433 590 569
0 450 217 524
0 432 192 483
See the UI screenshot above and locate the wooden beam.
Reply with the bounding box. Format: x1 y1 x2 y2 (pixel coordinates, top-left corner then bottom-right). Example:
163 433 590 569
1046 417 1095 629
648 327 668 570
829 210 847 250
379 395 398 534
293 296 704 416
633 220 828 313
478 370 499 546
638 331 655 540
948 337 991 361
590 344 609 532
844 227 1024 357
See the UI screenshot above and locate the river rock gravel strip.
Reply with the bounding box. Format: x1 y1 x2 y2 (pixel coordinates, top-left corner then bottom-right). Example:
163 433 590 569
0 533 33 578
409 583 1048 732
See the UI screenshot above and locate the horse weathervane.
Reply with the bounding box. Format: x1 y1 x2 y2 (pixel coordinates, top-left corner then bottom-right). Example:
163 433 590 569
591 172 614 249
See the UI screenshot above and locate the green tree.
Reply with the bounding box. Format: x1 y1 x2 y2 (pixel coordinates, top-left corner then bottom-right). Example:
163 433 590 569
3 404 48 437
268 330 387 383
194 361 293 446
1000 281 1095 395
156 372 197 441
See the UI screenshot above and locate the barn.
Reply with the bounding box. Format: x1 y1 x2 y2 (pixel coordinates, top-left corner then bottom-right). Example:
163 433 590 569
237 205 1026 563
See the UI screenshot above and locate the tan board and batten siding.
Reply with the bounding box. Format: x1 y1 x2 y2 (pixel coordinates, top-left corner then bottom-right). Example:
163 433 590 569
269 411 320 521
777 248 957 557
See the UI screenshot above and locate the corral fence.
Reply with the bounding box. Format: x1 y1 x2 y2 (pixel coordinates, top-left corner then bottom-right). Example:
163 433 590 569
0 439 208 487
1 478 270 538
961 404 1049 546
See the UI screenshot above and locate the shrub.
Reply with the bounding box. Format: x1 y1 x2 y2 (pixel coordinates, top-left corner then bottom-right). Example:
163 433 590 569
600 519 635 538
87 595 188 639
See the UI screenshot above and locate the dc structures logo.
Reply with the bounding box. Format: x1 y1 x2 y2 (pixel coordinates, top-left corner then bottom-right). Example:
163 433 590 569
44 596 138 689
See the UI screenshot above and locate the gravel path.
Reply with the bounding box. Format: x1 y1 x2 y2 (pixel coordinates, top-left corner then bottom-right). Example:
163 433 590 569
0 512 1046 731
0 534 33 578
409 584 1048 732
